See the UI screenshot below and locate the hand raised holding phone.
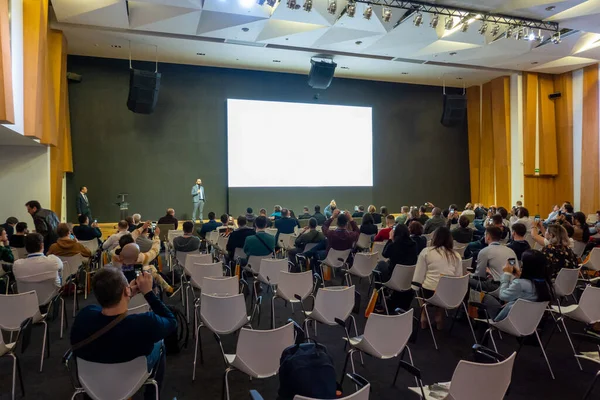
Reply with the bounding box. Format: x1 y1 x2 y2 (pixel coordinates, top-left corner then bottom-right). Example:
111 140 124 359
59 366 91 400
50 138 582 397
135 270 153 295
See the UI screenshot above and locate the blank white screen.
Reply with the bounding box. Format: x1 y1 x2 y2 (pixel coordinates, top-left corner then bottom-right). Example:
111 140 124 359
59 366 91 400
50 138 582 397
227 99 373 187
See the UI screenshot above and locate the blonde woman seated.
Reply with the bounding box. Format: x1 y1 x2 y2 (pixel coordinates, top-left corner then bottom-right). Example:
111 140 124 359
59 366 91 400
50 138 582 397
413 226 462 329
531 223 579 278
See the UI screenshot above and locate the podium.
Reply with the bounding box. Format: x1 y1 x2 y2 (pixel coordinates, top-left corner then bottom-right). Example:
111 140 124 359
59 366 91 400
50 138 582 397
115 193 129 221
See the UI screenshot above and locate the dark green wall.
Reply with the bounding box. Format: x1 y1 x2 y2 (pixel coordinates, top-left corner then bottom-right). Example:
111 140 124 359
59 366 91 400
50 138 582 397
67 56 470 222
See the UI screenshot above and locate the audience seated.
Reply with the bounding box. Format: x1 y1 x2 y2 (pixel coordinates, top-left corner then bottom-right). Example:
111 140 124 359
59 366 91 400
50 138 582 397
352 205 365 218
374 214 396 242
590 210 600 235
298 207 312 220
322 210 359 256
126 216 136 232
465 214 509 260
259 208 274 228
368 205 382 225
47 223 92 258
507 223 530 260
173 221 201 253
1 216 18 241
532 223 579 277
448 215 473 244
483 249 552 321
9 222 28 249
470 227 517 292
135 226 155 253
25 200 60 252
311 205 326 226
71 267 176 400
274 208 300 243
423 207 445 234
572 211 590 243
73 215 102 242
157 208 178 230
102 220 131 252
324 200 337 219
375 224 418 282
413 227 462 328
561 202 575 224
409 221 427 255
545 205 560 224
395 206 409 225
226 216 255 260
0 227 14 264
243 216 275 259
380 206 389 219
13 233 63 288
510 207 533 232
245 208 256 223
359 213 378 236
405 208 420 226
132 214 143 230
217 214 232 235
461 203 476 221
198 212 222 237
271 205 283 219
288 217 325 263
474 203 487 220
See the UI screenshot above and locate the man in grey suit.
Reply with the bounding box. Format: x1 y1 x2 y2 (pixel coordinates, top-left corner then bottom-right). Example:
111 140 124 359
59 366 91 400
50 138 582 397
76 186 92 222
191 178 206 221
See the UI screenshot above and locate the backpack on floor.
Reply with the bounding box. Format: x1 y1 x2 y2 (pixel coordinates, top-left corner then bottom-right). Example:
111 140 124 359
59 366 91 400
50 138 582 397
277 341 337 400
164 306 189 355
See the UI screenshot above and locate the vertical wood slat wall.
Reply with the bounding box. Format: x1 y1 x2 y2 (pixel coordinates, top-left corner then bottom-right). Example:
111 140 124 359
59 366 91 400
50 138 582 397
491 77 511 208
580 65 600 213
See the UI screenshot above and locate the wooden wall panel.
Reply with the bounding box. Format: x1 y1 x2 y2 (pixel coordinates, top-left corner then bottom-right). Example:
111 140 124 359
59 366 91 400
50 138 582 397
0 0 14 123
466 86 481 202
23 0 46 140
491 76 511 208
581 65 600 213
538 74 558 175
522 73 538 175
553 73 573 202
480 82 496 206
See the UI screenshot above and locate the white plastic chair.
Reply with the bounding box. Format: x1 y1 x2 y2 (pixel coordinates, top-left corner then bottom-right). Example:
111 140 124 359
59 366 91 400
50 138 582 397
1 321 26 400
481 299 555 379
345 252 378 285
461 258 473 274
419 275 476 350
78 240 100 299
257 259 289 286
180 253 213 311
356 234 372 251
265 228 278 237
378 265 416 315
193 293 251 381
554 267 581 299
278 233 296 252
454 244 467 259
0 291 49 372
72 356 158 400
319 249 351 286
551 286 600 326
10 247 27 260
59 255 84 317
581 248 600 279
371 242 387 261
301 286 358 340
233 247 245 261
246 255 272 275
220 322 295 400
128 304 150 315
272 271 314 328
303 243 319 253
168 229 184 245
202 276 240 296
186 261 224 320
216 235 229 254
16 278 66 339
573 240 587 258
79 240 99 255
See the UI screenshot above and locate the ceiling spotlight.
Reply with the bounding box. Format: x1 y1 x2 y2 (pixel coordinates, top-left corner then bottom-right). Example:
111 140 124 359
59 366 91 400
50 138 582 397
490 24 500 36
505 25 514 38
460 22 469 32
327 0 336 14
382 8 392 22
303 0 312 12
478 22 488 35
266 0 276 6
287 0 297 9
363 6 372 20
413 13 423 27
346 2 356 17
445 17 454 30
430 14 439 28
527 29 536 41
551 31 561 44
537 30 544 42
515 27 524 40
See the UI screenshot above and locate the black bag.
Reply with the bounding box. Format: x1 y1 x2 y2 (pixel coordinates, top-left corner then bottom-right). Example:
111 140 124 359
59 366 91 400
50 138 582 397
278 342 337 400
164 306 189 355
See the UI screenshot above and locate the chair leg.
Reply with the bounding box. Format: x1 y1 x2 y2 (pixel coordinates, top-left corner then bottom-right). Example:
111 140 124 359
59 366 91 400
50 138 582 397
340 350 352 385
382 289 390 315
349 315 364 365
423 305 438 350
193 324 204 381
10 353 16 400
405 346 421 389
535 330 555 380
582 371 600 400
462 302 478 345
488 329 498 353
559 318 583 370
39 321 48 372
271 295 276 330
223 368 232 400
72 282 77 318
60 298 65 339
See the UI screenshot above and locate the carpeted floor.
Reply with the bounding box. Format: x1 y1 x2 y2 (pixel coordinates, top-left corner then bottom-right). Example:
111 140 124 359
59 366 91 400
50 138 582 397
1 264 599 400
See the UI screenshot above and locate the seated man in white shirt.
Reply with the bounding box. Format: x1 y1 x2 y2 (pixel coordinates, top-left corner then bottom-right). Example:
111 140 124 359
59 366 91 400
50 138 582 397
102 220 131 252
470 226 517 292
13 232 63 289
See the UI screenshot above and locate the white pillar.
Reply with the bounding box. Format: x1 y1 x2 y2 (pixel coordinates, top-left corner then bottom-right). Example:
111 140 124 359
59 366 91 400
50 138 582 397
572 69 583 211
510 73 524 205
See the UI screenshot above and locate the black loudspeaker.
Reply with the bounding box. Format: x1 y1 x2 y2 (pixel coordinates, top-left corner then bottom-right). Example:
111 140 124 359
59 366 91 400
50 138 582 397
549 92 562 99
127 69 161 114
308 59 337 89
440 94 467 127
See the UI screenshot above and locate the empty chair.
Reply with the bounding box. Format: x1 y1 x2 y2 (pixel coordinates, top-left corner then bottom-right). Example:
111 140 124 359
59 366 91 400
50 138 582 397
301 286 357 339
573 240 587 258
581 248 600 280
257 259 289 286
216 235 229 254
1 319 28 400
377 264 416 315
186 261 224 320
371 242 386 261
344 252 378 288
16 278 66 338
219 322 295 400
79 239 99 256
318 249 351 286
61 258 84 317
233 247 245 261
245 255 272 276
418 275 476 350
178 251 205 271
355 233 372 251
128 303 150 315
202 276 240 296
553 267 581 299
272 271 314 328
480 299 555 379
71 355 158 400
157 224 175 242
193 293 251 381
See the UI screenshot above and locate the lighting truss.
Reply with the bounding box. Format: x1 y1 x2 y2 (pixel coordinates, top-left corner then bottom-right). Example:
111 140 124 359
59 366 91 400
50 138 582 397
352 0 560 32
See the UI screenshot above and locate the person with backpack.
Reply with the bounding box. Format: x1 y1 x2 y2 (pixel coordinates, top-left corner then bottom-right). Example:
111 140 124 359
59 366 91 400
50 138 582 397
242 215 275 261
70 266 177 400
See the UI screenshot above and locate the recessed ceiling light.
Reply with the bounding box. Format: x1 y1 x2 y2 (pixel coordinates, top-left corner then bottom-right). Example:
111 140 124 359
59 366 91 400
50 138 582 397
242 27 249 32
341 66 350 70
449 52 457 55
355 40 362 45
545 6 556 11
196 52 205 56
272 59 281 63
111 44 122 48
401 72 409 75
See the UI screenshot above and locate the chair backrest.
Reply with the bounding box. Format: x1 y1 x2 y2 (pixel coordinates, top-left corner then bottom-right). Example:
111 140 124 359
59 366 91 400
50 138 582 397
299 219 310 228
128 304 150 315
247 255 271 274
505 299 549 336
277 271 313 301
206 230 219 245
183 253 212 273
323 248 351 268
294 384 370 400
258 259 288 285
167 230 184 244
59 254 84 279
188 262 223 290
573 240 586 258
0 291 41 331
553 267 581 297
578 286 600 323
79 239 99 255
236 322 295 378
583 248 600 271
10 247 27 260
157 224 175 242
454 243 467 258
371 242 386 261
349 252 378 277
313 286 355 324
356 233 372 249
449 352 516 400
200 293 248 334
303 243 319 253
217 235 229 250
387 264 416 291
430 275 469 309
202 276 239 295
423 233 433 241
461 258 473 275
278 233 296 249
16 278 58 306
362 309 413 358
128 294 147 308
265 228 278 237
77 356 150 400
233 247 245 260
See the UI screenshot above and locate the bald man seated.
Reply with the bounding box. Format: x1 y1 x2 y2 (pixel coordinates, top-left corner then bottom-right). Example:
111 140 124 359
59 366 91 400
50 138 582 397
157 208 178 230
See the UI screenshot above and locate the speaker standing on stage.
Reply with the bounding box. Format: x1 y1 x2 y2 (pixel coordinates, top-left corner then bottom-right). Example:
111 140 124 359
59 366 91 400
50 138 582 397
77 186 92 222
191 178 205 221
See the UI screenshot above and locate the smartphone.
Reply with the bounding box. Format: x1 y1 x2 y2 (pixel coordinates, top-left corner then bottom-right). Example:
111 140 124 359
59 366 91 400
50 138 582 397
134 264 143 277
450 209 455 214
508 258 516 266
93 219 97 223
534 215 540 222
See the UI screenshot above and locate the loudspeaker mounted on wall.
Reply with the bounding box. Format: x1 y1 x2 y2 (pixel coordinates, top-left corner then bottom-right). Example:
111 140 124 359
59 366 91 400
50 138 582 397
127 68 161 114
440 94 467 127
548 92 562 100
308 57 337 90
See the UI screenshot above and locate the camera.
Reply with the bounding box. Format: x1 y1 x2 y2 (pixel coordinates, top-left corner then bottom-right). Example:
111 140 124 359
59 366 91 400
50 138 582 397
134 264 144 277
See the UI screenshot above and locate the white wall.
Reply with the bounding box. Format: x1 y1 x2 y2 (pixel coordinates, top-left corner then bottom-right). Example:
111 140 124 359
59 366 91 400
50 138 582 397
0 145 50 223
1 0 23 134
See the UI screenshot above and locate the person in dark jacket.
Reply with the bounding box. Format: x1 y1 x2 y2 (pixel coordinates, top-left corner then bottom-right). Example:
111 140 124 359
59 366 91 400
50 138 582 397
449 215 474 244
25 200 59 254
157 208 178 230
507 222 531 260
360 213 378 236
375 224 418 282
1 217 18 242
73 215 103 242
311 205 326 226
226 216 256 260
409 220 427 255
297 207 312 220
